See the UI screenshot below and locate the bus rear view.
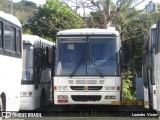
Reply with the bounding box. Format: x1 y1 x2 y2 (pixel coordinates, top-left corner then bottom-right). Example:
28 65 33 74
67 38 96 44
54 28 122 105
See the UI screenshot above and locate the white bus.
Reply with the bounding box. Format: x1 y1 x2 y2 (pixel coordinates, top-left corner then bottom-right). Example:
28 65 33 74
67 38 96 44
20 35 55 110
54 28 122 105
0 11 22 113
143 24 157 110
155 20 160 117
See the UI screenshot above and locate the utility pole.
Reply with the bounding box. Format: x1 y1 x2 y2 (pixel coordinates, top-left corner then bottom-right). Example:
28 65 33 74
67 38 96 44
11 0 13 15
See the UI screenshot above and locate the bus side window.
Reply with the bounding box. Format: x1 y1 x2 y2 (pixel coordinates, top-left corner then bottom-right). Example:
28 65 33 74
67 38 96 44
0 21 2 50
16 30 21 54
10 26 16 53
46 47 49 65
48 47 53 65
4 24 16 53
4 24 11 52
156 20 160 52
41 47 45 65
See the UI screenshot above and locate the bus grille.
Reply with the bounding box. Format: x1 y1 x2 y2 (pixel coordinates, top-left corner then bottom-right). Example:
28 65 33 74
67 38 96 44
70 86 103 90
71 95 101 102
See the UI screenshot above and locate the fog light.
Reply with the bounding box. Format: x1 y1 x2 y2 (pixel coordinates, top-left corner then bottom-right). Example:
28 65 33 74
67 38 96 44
105 96 116 99
58 95 68 100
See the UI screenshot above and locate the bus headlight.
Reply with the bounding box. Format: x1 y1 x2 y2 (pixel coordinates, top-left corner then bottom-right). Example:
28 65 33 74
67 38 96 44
105 86 115 90
58 86 68 90
99 80 104 84
20 92 33 97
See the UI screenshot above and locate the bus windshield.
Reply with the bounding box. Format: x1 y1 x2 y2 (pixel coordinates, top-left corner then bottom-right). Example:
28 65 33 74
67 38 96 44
22 43 33 81
88 37 117 76
55 36 119 76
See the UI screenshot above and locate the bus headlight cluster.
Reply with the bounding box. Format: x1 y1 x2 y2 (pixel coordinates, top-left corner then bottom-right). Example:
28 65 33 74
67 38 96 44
105 86 115 90
58 86 68 90
69 80 73 84
20 92 33 97
99 80 104 84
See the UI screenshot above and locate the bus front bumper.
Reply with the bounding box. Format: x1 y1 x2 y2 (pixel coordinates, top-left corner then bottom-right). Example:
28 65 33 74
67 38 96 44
54 91 120 105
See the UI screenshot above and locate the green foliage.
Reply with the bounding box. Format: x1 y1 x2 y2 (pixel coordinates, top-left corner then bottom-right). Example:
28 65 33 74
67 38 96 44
43 36 55 42
90 11 104 28
13 1 37 24
0 0 37 24
23 0 82 40
0 0 11 13
122 70 136 100
90 0 160 74
23 28 32 34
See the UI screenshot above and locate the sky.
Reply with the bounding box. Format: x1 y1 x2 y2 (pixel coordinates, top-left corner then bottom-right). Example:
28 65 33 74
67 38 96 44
12 0 160 8
12 0 160 11
12 0 46 5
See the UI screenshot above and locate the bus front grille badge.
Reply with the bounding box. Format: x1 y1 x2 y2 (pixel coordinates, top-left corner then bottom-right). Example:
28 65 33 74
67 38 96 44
84 86 88 90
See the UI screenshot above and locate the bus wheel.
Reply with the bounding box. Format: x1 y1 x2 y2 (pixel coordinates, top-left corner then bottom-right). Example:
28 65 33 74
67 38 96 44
0 97 3 119
0 95 6 119
40 90 45 109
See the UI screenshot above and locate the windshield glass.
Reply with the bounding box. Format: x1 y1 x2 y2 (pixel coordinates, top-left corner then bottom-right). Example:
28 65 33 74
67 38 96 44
22 43 33 81
88 37 117 76
56 37 86 76
55 36 120 76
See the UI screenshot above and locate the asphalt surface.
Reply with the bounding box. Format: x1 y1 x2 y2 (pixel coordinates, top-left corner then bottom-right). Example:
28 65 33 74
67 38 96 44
5 103 159 120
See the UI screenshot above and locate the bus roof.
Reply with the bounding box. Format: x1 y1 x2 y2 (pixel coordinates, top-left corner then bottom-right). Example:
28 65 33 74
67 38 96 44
22 34 55 46
57 28 119 36
0 11 21 27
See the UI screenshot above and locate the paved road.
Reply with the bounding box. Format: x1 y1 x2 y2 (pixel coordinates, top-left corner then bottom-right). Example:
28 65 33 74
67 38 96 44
5 103 159 120
5 117 159 120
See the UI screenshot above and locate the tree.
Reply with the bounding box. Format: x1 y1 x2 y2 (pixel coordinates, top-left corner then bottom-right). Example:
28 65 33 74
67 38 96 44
0 0 37 25
0 0 12 13
13 1 37 24
88 0 160 74
23 0 83 40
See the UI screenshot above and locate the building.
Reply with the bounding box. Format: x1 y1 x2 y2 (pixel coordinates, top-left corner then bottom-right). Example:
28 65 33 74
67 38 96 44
145 1 156 13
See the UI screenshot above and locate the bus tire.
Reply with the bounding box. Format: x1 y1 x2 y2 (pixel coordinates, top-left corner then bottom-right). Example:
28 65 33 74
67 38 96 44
0 96 2 119
0 95 6 120
40 90 45 109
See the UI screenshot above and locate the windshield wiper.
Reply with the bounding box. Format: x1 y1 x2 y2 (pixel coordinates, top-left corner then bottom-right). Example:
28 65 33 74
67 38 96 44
90 57 104 77
70 57 84 77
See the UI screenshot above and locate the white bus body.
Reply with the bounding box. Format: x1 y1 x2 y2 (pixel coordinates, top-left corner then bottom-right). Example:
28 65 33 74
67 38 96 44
143 24 157 110
156 20 160 117
20 35 55 110
0 11 22 112
54 28 122 105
